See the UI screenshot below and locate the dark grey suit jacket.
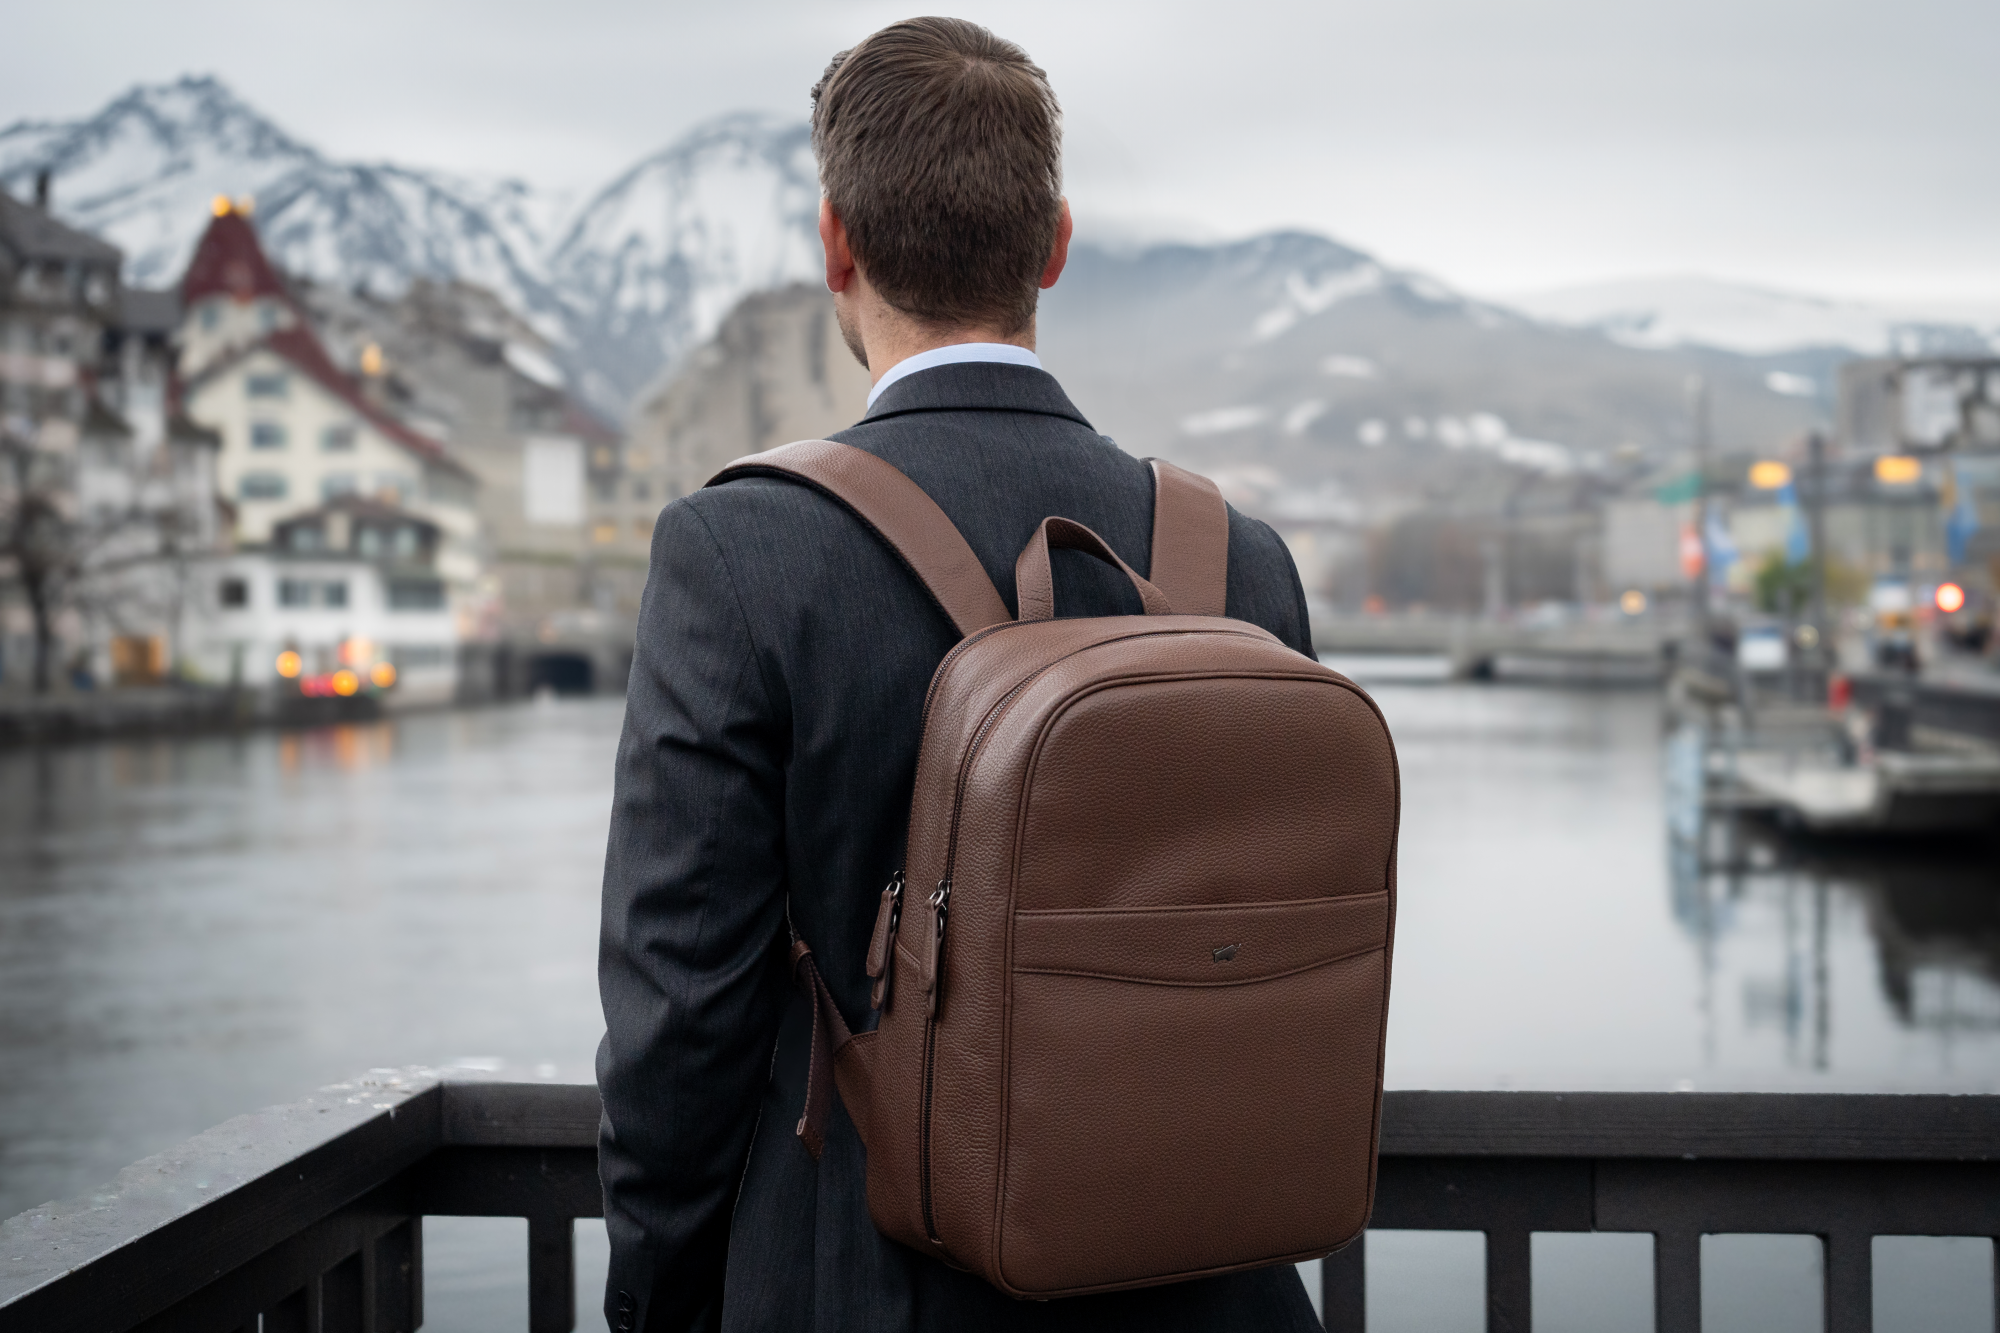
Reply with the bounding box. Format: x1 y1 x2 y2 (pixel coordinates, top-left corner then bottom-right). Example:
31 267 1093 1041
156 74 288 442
598 363 1324 1333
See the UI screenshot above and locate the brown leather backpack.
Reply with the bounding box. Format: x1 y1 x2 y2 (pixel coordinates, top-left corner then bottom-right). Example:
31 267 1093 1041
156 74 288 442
709 440 1399 1299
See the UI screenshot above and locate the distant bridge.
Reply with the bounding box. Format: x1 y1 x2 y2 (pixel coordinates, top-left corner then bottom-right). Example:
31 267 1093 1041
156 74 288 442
1308 608 1680 680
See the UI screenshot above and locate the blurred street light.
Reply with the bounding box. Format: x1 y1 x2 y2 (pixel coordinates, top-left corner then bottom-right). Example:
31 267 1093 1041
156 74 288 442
1875 455 1922 485
1749 461 1792 490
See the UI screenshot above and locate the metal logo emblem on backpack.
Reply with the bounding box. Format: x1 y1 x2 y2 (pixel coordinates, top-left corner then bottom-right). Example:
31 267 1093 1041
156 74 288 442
708 440 1399 1300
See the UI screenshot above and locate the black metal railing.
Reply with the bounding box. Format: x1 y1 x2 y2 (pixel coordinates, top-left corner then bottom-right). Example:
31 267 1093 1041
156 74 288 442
1334 1090 2000 1333
0 1072 599 1333
2 1077 1995 1332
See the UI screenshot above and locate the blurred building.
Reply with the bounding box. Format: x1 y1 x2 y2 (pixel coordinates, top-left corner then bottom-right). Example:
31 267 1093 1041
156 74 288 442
179 495 458 707
295 277 635 694
173 201 489 696
1838 358 2000 458
175 203 480 557
625 283 869 506
0 176 222 690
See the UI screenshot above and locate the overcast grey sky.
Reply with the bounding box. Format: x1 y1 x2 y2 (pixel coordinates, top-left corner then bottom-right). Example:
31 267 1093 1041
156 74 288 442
5 0 1995 303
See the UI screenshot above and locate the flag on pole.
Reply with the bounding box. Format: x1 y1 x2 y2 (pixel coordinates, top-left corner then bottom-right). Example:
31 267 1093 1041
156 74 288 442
1775 480 1811 564
1947 488 1980 566
1704 502 1738 590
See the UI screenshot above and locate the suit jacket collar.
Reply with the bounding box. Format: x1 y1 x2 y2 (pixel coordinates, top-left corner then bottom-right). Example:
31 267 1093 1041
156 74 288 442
861 361 1093 429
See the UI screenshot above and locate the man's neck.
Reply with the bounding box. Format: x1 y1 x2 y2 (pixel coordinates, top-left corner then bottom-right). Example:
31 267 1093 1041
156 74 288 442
844 290 1034 386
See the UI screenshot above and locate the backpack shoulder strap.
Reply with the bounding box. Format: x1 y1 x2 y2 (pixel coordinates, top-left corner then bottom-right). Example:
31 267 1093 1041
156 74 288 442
1146 459 1230 616
708 440 1012 638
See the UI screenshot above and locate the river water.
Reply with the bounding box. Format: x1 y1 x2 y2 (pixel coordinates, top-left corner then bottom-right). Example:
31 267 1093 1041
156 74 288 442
4 671 1998 1329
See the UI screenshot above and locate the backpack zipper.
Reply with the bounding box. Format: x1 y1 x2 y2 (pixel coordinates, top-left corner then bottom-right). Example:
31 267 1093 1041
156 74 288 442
917 669 1041 1246
917 877 950 1245
911 625 1239 1248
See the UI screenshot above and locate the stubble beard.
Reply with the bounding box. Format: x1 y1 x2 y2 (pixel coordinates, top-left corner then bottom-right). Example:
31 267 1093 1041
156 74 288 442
833 298 869 370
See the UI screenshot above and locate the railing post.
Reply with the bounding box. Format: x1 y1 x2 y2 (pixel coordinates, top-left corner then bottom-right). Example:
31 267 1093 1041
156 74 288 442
1655 1230 1700 1333
1322 1234 1365 1331
369 1217 422 1333
1823 1231 1871 1333
264 1287 311 1333
528 1214 575 1333
320 1252 364 1332
1486 1228 1531 1333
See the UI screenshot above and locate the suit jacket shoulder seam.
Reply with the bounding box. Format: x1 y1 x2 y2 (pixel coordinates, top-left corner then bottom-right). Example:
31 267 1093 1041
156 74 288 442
680 498 786 716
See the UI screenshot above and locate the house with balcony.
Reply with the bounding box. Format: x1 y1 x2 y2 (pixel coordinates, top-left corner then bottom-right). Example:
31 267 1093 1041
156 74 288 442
178 494 459 707
174 202 482 626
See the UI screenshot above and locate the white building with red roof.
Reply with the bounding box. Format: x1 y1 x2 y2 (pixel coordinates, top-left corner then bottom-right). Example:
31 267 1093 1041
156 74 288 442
175 201 481 597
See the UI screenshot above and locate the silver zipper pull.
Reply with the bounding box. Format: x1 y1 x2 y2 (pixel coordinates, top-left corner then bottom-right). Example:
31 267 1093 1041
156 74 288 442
924 878 952 1017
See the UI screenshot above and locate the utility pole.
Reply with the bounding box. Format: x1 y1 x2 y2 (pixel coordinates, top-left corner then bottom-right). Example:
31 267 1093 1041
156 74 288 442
1688 375 1712 662
1806 430 1829 684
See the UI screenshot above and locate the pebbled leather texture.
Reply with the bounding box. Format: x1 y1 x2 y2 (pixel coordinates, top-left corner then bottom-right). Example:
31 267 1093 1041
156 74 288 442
751 442 1400 1300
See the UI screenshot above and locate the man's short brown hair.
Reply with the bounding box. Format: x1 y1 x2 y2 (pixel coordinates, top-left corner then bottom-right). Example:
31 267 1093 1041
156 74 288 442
811 18 1062 336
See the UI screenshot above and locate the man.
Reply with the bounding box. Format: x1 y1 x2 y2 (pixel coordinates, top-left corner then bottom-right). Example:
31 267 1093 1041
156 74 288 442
598 18 1323 1332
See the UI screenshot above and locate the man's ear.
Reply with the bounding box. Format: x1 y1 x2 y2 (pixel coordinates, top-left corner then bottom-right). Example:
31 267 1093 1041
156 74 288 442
1039 198 1073 290
820 198 856 295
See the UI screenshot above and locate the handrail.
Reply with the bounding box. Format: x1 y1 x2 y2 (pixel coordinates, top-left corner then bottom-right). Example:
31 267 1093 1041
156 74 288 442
2 1079 1996 1332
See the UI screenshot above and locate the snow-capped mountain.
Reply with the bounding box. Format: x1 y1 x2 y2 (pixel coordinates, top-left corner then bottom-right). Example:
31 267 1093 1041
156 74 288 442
1506 275 2000 358
10 76 1990 430
548 113 821 412
0 77 820 413
1037 232 1826 487
0 77 569 348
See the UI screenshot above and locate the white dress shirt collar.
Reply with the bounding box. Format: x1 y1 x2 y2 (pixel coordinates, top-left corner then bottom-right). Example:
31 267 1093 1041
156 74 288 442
866 342 1043 409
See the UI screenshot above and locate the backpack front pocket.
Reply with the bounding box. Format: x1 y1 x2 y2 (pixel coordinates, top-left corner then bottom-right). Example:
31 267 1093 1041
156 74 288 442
996 893 1390 1295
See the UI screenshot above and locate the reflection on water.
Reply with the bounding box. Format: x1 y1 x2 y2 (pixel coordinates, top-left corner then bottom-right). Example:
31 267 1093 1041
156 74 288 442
1664 716 2000 1087
0 699 621 1222
1364 669 2000 1093
4 678 2000 1326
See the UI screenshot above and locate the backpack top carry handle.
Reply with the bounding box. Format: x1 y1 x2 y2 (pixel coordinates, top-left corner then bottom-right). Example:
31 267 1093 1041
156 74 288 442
709 442 1228 632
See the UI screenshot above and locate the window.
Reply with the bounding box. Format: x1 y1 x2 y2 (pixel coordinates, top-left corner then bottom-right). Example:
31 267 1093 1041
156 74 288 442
277 578 348 608
321 424 356 452
357 527 382 558
200 303 219 331
246 373 288 399
632 480 651 501
388 579 445 611
523 437 583 525
238 472 287 500
250 422 286 450
390 644 449 668
288 525 322 553
633 517 653 541
374 474 413 504
393 525 418 559
219 577 249 609
592 520 618 545
320 474 357 501
258 304 278 331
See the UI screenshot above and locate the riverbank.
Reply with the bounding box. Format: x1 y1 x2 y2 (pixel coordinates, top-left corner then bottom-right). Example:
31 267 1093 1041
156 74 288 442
0 684 387 747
